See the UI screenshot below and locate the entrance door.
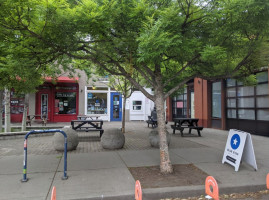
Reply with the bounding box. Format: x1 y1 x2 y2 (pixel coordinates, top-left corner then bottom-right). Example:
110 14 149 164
110 92 122 121
37 88 52 121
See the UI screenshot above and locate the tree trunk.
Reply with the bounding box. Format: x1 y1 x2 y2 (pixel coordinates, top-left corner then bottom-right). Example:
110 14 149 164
21 94 29 131
0 90 3 132
4 89 11 133
155 74 173 174
122 96 126 133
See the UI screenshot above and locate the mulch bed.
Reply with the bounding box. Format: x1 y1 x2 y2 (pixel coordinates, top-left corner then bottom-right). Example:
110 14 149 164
129 164 209 189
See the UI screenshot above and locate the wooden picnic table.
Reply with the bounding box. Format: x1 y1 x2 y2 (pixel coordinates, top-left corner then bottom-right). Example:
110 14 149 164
171 118 203 137
71 119 104 137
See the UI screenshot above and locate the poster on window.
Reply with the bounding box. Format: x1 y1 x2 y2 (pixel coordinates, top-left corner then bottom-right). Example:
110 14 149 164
64 100 68 106
177 102 183 108
88 93 93 99
59 102 64 111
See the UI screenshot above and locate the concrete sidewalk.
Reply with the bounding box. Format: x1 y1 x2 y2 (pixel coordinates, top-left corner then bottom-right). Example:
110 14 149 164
0 121 269 200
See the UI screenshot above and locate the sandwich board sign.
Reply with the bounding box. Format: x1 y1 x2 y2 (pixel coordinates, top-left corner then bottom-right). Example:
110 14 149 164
222 129 257 172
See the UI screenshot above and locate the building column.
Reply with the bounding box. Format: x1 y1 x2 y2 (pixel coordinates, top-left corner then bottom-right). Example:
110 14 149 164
194 78 210 127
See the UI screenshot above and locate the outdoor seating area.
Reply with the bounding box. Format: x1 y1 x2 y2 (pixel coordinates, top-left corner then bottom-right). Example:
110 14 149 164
171 118 203 137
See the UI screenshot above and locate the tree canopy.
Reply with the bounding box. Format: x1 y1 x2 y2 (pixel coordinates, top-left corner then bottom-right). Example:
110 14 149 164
1 0 269 173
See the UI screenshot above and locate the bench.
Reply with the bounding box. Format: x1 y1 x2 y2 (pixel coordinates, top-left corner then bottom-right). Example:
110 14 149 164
71 120 104 137
146 116 157 128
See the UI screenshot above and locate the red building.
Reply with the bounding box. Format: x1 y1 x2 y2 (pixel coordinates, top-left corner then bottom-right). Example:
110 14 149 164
166 69 269 136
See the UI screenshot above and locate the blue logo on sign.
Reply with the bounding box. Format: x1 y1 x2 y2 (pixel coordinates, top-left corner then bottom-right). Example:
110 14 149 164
230 134 240 150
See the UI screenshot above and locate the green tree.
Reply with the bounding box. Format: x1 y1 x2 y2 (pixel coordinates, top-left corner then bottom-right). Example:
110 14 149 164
1 0 269 173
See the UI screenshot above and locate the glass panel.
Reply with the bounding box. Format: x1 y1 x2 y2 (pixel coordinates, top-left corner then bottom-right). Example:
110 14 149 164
87 92 107 114
55 92 76 114
113 95 120 118
237 86 254 97
237 97 254 108
238 109 255 120
227 88 236 97
191 92 195 118
256 84 268 95
227 109 236 118
227 99 236 108
183 94 187 106
256 96 269 108
133 101 142 105
11 107 24 114
176 94 183 100
257 109 269 121
41 94 48 116
226 79 236 87
133 101 142 110
257 71 268 83
212 82 221 118
237 81 243 86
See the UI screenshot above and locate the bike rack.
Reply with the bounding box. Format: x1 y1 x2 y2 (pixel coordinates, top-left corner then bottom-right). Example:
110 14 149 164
21 129 68 182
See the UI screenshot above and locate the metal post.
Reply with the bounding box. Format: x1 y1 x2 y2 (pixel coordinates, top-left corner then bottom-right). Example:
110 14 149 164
21 138 28 182
21 129 68 182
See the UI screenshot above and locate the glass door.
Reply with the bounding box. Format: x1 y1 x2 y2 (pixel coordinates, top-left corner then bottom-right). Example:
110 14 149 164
41 94 48 118
110 92 122 121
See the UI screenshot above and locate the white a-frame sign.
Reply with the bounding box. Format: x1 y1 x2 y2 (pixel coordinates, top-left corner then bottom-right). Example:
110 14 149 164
222 129 258 171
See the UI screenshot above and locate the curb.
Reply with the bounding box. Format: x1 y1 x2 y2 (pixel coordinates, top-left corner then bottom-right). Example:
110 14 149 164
66 183 266 200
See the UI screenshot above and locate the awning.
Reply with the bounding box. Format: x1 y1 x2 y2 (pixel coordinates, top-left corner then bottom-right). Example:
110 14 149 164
45 77 79 83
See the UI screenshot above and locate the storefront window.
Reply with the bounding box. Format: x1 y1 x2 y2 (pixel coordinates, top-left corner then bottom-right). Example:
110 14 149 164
212 82 221 118
237 97 254 108
226 71 268 121
238 109 255 120
256 97 269 108
227 99 236 108
256 84 268 95
172 88 187 118
133 101 142 110
55 92 76 114
257 109 269 121
87 92 107 114
226 88 236 97
10 92 24 114
227 109 236 118
237 86 254 97
257 71 268 83
226 79 236 87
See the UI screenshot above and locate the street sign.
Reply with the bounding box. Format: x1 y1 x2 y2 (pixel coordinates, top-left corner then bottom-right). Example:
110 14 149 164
222 129 257 172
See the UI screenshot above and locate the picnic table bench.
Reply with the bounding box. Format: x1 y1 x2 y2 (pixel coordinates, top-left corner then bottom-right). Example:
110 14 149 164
146 116 158 128
71 120 104 137
171 118 203 137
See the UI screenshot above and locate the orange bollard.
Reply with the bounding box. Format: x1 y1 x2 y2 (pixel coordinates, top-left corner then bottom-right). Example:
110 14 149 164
51 186 56 200
267 173 269 190
205 176 219 200
135 180 142 200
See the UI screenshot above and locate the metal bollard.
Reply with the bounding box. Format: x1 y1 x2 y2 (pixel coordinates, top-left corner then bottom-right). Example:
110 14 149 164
21 129 68 182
